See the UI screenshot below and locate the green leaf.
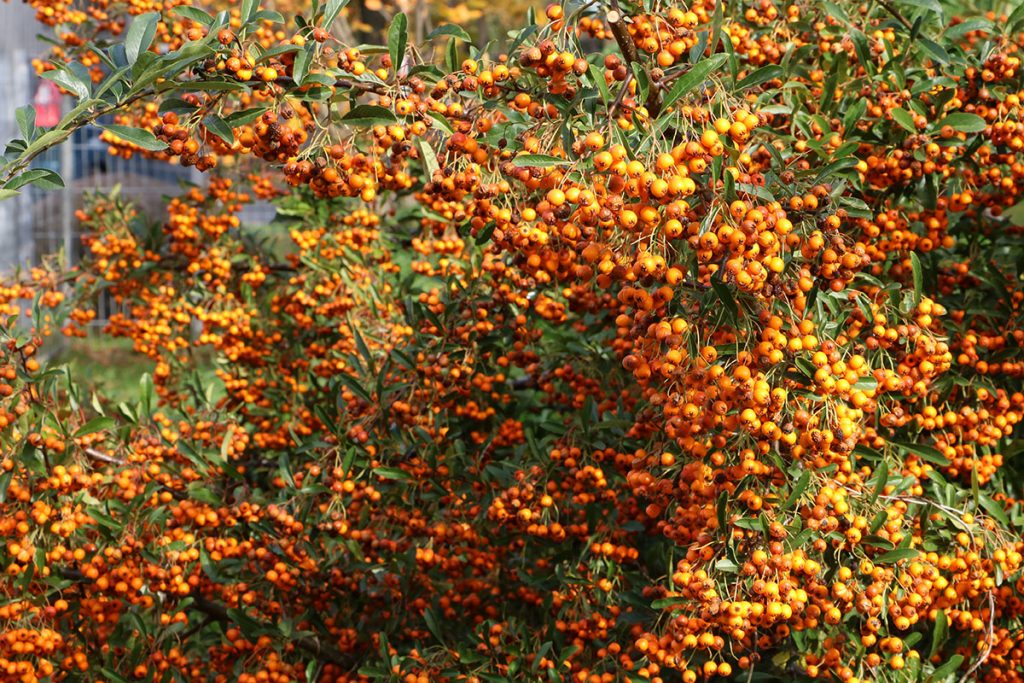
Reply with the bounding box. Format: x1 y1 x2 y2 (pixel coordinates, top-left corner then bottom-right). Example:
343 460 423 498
293 45 312 86
427 111 455 135
709 0 724 55
511 154 570 167
869 459 888 505
388 12 408 77
4 168 64 191
139 373 154 417
42 69 90 100
427 24 472 42
910 252 923 308
203 115 234 145
929 609 948 659
927 654 963 681
874 548 919 564
15 106 35 140
737 64 784 90
937 112 986 133
812 156 860 185
782 470 810 510
337 373 373 404
417 138 439 178
891 107 917 133
475 221 496 244
240 0 258 23
822 0 851 23
323 0 351 26
173 6 214 25
650 596 686 609
978 494 1010 526
374 466 412 481
919 38 951 64
1010 2 1024 33
126 12 159 63
99 124 167 151
224 108 270 126
74 416 115 438
894 441 950 466
340 105 398 126
423 607 445 643
662 54 729 111
709 276 739 322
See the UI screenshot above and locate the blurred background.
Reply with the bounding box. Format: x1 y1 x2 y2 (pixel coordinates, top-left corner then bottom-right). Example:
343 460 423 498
0 0 537 397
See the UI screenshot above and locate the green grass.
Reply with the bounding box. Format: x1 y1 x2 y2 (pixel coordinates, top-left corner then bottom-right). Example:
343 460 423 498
53 334 225 408
52 335 154 407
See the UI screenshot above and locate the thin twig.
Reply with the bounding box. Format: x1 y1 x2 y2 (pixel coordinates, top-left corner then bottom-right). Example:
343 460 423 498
84 447 126 466
958 591 996 683
876 0 914 32
609 71 635 119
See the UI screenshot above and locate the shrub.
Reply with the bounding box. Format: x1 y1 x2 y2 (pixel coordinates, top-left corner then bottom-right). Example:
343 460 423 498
0 0 1023 681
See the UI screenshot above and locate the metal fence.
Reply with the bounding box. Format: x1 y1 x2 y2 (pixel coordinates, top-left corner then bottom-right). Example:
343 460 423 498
0 47 38 272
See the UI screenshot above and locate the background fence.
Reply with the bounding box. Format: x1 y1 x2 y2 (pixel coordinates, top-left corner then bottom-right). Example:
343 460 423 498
0 3 277 330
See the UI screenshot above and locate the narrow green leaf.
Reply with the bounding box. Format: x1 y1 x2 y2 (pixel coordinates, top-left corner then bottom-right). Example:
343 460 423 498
910 252 923 308
894 441 950 466
875 548 919 564
224 108 270 126
388 13 408 76
650 596 686 609
173 6 214 25
74 416 116 438
662 54 729 111
293 45 312 86
782 470 810 510
737 64 784 90
99 124 167 151
374 466 412 481
203 116 234 145
4 168 64 191
323 0 351 26
937 112 986 133
340 104 397 126
709 276 739 322
978 494 1010 526
126 12 160 63
15 106 35 140
891 107 917 133
240 0 258 23
716 490 728 529
929 609 948 659
869 460 888 505
927 654 963 681
427 24 472 42
417 137 439 178
511 154 570 167
42 69 90 100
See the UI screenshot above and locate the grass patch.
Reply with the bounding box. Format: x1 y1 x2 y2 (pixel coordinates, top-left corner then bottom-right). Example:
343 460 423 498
53 335 153 407
52 334 223 407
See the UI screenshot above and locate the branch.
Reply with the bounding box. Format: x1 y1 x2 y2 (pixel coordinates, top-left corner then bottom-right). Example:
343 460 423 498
84 447 126 465
83 447 187 500
606 6 639 66
606 3 661 117
609 71 635 119
876 0 914 32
